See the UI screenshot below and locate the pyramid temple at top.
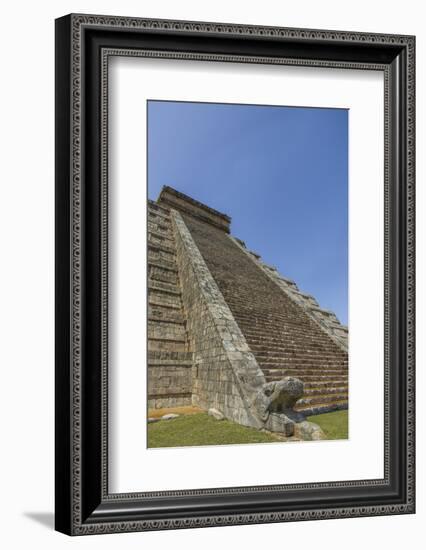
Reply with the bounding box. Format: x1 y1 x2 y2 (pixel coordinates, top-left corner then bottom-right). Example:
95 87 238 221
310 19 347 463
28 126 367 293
148 186 348 435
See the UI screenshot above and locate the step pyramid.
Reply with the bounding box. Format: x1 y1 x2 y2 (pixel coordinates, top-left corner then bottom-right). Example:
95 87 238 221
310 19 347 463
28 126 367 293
147 186 348 426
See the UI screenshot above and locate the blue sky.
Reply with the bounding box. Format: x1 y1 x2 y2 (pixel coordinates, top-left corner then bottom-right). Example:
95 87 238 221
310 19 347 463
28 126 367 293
148 101 348 325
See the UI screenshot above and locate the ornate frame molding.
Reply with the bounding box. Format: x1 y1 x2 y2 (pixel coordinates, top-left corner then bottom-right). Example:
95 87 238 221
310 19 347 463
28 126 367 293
55 14 415 535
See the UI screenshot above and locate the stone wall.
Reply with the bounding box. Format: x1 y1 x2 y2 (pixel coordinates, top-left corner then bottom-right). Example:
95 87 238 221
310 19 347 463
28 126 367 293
181 213 348 416
148 187 348 423
147 351 193 409
147 201 194 409
159 186 231 233
171 210 266 428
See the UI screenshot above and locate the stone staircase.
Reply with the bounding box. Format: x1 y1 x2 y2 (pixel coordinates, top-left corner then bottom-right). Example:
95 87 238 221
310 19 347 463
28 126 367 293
147 201 193 409
233 240 349 351
180 213 348 415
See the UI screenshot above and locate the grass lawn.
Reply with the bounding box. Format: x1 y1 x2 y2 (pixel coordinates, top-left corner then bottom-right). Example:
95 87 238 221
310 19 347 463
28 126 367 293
147 410 349 448
148 413 280 448
306 410 348 440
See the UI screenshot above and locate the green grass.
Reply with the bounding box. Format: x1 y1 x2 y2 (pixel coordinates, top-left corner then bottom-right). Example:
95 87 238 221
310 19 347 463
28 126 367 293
306 410 348 440
147 410 349 448
148 413 280 448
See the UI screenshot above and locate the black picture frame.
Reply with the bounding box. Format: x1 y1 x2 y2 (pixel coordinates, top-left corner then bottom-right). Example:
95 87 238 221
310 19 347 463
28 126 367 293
55 13 415 535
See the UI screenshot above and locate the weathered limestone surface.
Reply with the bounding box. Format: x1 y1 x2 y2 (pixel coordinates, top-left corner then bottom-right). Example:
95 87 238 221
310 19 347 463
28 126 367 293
172 210 266 428
159 186 231 233
208 408 225 420
147 201 193 409
262 378 304 412
179 213 348 416
148 185 348 434
294 421 326 441
171 210 307 434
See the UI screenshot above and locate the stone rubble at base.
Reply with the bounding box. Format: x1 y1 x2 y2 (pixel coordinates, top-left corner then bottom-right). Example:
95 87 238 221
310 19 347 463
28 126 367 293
208 408 225 421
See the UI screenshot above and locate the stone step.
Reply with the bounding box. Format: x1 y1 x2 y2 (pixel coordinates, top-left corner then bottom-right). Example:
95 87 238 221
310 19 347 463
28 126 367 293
259 355 346 366
148 259 177 273
147 241 176 256
241 330 340 346
148 230 175 249
249 343 347 357
147 242 176 254
331 324 348 332
148 350 193 361
254 353 347 363
304 380 349 390
148 291 182 309
294 401 348 415
329 327 349 337
147 225 172 241
258 363 348 373
310 307 339 319
240 326 341 340
235 312 326 324
148 218 174 235
263 375 348 385
304 386 348 396
148 235 175 252
259 356 347 366
266 368 348 377
235 312 317 324
148 207 172 223
148 359 193 367
147 338 187 352
237 312 313 319
240 332 340 344
261 367 348 377
296 393 348 406
286 289 318 301
257 361 349 376
253 348 347 363
147 252 176 270
244 327 344 338
147 213 172 226
248 328 330 340
255 346 348 355
241 326 338 340
148 280 181 295
264 374 347 383
228 305 317 319
148 304 184 324
149 267 178 285
148 320 186 341
148 229 175 246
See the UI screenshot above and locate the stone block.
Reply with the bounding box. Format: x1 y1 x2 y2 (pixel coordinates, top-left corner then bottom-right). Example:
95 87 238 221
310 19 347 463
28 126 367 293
208 408 224 420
